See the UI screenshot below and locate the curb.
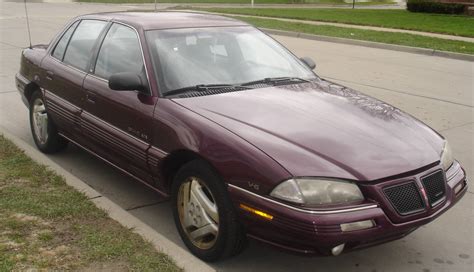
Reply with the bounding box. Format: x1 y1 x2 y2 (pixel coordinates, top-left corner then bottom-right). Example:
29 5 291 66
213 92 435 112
262 28 474 62
0 127 215 272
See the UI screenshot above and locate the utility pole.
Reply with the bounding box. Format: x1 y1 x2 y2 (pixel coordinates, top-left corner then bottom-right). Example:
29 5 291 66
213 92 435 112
251 0 254 8
352 0 355 9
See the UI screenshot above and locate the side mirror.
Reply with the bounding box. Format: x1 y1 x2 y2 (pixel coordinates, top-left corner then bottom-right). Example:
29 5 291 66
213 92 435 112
300 57 316 70
109 72 145 92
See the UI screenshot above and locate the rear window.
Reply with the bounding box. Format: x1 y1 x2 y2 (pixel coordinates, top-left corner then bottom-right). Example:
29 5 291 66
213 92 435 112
52 21 78 61
63 20 107 71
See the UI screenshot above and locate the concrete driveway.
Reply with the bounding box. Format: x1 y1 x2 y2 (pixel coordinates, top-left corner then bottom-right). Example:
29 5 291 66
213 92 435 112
1 2 473 271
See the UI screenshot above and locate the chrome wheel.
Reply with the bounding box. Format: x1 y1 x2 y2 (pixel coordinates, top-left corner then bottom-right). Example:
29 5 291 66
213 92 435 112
177 177 219 250
32 98 48 144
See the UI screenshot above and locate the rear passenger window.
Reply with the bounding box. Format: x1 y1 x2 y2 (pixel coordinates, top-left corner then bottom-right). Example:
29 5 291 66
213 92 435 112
63 20 107 71
52 21 78 60
94 23 144 80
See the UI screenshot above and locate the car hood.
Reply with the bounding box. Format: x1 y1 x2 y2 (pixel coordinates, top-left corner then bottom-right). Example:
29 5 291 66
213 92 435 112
173 79 444 181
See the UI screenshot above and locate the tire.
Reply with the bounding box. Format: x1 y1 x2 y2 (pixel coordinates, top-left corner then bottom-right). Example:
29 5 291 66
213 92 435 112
171 160 247 261
29 91 67 153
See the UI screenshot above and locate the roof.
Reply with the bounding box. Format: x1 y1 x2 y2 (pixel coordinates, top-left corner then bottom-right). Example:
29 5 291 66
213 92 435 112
80 11 249 31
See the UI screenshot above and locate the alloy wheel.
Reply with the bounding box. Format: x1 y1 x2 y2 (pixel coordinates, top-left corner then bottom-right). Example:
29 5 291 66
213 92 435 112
177 176 219 250
32 98 48 144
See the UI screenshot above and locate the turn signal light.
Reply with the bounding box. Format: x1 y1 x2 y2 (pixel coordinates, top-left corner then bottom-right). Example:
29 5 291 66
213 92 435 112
340 220 375 232
239 204 273 220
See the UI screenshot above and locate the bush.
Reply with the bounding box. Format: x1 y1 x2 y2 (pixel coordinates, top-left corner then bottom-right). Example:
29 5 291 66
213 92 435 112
407 0 466 14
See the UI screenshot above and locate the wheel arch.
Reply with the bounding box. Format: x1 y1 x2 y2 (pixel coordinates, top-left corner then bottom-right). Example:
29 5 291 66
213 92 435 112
24 82 41 104
161 149 214 191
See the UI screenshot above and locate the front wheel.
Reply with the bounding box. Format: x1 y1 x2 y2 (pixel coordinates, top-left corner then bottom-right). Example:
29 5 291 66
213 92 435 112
172 160 247 261
29 91 67 153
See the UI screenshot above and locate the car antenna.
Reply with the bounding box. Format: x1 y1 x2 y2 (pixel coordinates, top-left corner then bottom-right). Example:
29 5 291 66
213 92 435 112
24 0 32 49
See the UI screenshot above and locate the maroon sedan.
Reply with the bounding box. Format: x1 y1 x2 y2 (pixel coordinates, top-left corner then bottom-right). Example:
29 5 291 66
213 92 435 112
16 12 468 261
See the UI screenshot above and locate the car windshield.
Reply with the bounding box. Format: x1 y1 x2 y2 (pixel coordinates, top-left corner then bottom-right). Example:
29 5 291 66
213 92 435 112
146 26 317 95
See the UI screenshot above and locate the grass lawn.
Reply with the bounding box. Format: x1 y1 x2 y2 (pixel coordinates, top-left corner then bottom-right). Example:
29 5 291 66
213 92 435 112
0 135 181 271
235 16 474 54
200 8 474 37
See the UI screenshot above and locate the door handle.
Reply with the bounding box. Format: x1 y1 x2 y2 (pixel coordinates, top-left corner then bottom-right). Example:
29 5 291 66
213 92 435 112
85 93 96 104
45 70 54 81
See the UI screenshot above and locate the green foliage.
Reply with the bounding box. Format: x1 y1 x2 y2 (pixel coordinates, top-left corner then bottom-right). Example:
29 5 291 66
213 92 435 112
407 0 466 15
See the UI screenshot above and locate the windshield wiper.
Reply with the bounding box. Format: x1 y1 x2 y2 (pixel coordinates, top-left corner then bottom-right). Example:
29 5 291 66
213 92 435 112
164 84 251 97
164 78 309 97
241 77 310 87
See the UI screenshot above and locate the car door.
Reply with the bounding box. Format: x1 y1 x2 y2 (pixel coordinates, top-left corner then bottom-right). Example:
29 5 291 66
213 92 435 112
41 19 108 137
81 22 156 185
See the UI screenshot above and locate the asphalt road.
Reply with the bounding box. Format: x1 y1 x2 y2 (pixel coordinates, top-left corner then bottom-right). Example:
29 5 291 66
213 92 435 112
0 2 473 272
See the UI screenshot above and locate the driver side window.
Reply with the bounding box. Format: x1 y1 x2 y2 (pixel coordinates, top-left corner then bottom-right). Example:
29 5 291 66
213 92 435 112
94 23 144 80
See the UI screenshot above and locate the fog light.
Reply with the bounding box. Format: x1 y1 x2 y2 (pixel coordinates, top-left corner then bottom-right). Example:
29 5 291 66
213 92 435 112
331 244 345 256
239 204 273 220
341 220 375 232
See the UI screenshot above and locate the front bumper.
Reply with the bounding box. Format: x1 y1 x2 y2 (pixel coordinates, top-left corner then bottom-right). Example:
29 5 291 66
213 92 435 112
227 161 468 255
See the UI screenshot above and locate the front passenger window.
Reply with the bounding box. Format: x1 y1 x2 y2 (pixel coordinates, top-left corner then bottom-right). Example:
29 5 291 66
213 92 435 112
94 24 144 80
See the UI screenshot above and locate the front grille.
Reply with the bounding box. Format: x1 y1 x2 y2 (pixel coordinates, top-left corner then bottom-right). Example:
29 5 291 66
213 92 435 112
384 182 425 215
421 170 446 206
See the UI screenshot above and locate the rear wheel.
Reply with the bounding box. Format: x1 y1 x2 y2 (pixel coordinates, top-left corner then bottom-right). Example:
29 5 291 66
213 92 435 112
172 160 247 261
29 91 67 153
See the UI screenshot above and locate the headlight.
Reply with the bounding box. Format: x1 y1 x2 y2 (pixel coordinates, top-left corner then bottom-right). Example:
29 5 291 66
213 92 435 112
270 178 364 206
441 140 454 171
